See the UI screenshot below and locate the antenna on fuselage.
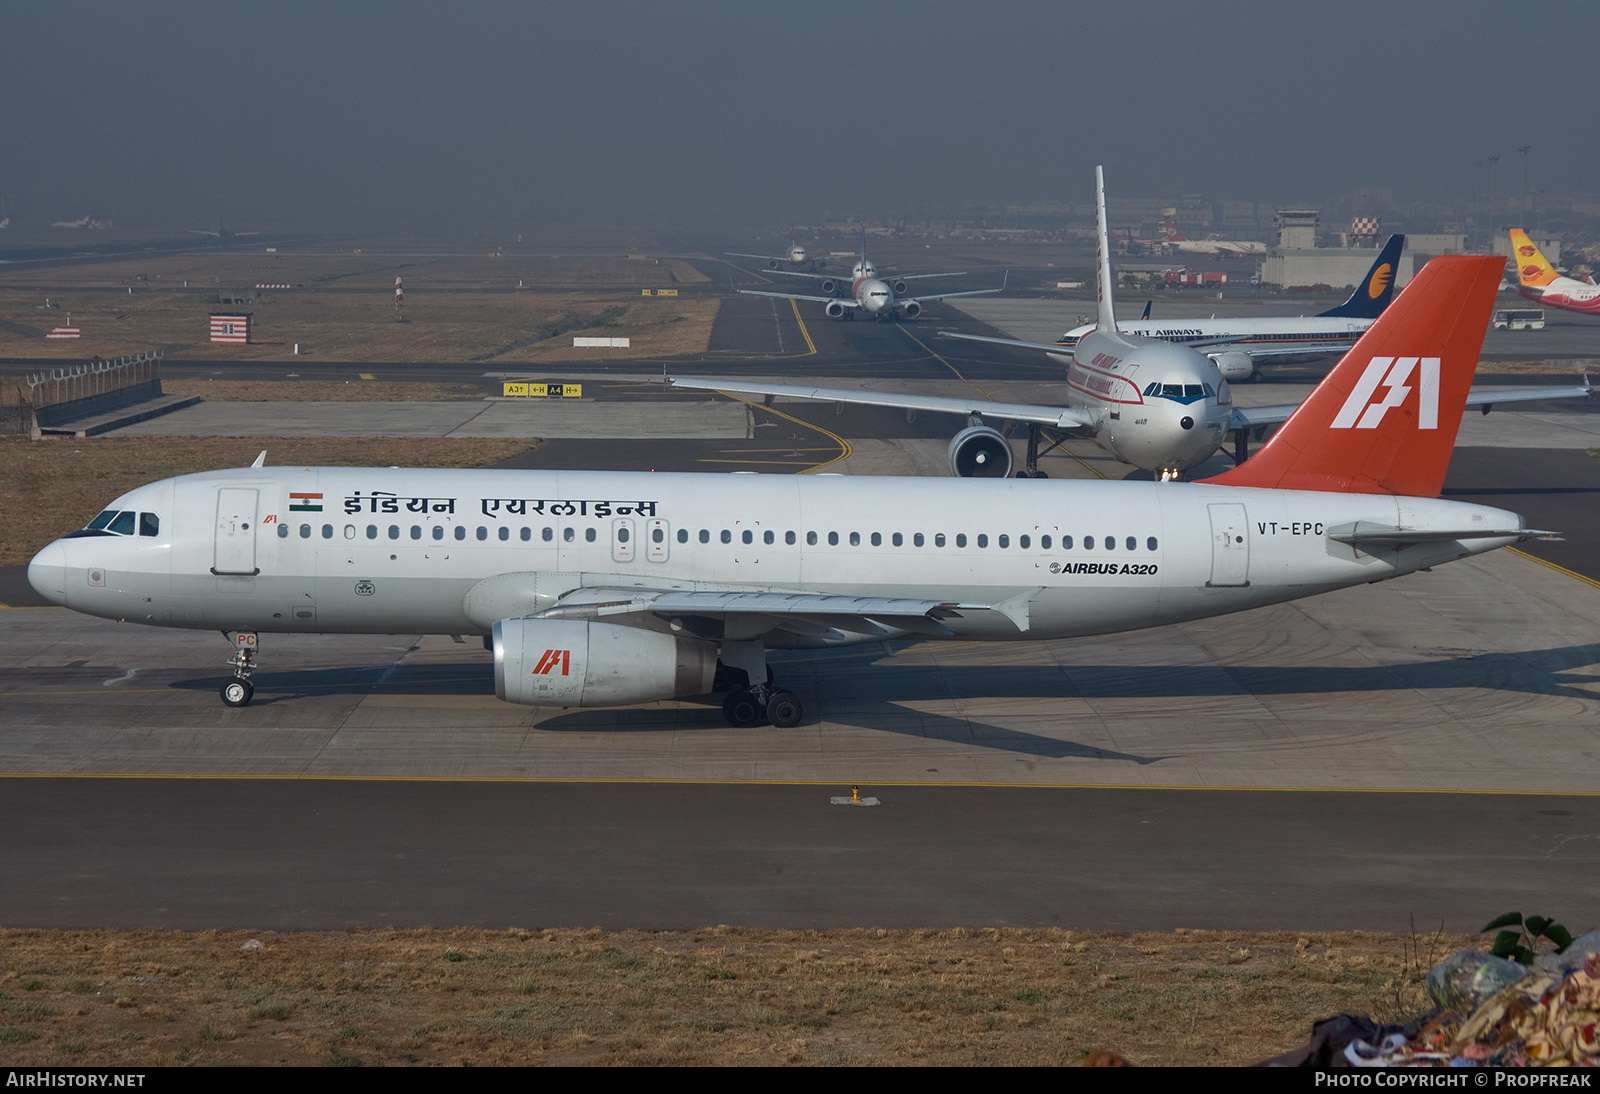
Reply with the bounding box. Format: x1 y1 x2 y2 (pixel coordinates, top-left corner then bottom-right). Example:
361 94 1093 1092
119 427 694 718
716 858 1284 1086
1094 165 1119 335
251 450 267 469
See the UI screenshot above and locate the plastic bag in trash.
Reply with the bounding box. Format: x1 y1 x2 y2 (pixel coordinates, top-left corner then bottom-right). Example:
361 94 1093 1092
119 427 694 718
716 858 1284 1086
1426 950 1529 1011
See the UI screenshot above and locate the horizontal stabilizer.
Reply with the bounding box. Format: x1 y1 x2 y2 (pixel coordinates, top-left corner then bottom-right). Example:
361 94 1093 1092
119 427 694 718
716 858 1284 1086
1327 521 1553 548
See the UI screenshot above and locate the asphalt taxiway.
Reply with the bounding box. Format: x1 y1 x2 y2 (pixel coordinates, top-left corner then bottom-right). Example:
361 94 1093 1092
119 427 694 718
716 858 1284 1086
2 285 1598 932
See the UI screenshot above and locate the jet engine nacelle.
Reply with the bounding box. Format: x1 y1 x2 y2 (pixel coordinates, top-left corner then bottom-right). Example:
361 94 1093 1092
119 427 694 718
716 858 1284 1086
825 300 847 319
1209 350 1257 382
819 278 839 295
767 258 782 269
899 300 922 319
947 424 1013 478
890 279 909 295
494 618 716 707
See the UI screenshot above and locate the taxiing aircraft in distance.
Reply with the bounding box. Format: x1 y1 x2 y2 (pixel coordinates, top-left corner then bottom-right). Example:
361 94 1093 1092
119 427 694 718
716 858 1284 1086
682 168 1229 476
726 243 820 270
947 234 1408 384
735 226 1002 322
681 182 1587 474
1509 229 1600 316
190 221 261 241
1160 218 1268 258
28 254 1549 729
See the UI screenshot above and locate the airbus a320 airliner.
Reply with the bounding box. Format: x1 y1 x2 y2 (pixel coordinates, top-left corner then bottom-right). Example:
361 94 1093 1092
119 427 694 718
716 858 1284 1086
29 252 1537 730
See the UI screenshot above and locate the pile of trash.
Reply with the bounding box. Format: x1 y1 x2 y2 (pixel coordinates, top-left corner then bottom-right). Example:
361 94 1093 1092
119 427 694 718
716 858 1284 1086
1265 928 1600 1067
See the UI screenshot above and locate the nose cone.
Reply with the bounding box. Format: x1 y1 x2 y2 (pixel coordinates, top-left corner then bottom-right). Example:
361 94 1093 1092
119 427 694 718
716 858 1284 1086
27 542 67 606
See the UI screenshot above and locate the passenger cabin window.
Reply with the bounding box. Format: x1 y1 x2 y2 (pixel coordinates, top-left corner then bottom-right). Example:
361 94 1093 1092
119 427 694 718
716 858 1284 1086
543 527 554 542
410 526 421 540
477 527 488 541
389 525 400 539
1126 536 1137 550
828 532 838 546
368 525 378 539
998 535 1009 549
278 524 289 539
301 524 312 539
1147 537 1158 551
433 526 445 540
742 530 753 545
499 527 510 541
721 530 732 544
322 524 333 539
1041 535 1052 549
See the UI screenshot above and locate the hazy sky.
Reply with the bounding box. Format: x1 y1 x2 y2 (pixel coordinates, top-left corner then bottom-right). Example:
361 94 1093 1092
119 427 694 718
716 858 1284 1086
2 0 1594 232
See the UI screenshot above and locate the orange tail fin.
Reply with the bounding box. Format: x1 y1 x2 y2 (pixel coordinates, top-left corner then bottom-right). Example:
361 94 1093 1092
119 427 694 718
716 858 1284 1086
1509 229 1559 287
1203 255 1502 497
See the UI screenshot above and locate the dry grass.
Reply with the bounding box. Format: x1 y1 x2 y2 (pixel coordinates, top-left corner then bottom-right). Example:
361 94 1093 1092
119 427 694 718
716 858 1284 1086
0 927 1466 1067
0 435 533 567
0 250 717 364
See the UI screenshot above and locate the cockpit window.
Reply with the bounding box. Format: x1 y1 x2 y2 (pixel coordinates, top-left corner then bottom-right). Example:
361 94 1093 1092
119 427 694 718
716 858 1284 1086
76 509 161 538
140 513 159 537
87 510 118 531
106 511 136 536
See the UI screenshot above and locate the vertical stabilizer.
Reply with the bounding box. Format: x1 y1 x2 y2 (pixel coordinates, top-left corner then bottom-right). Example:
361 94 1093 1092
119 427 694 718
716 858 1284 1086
1510 229 1560 288
1319 234 1406 319
1094 166 1118 333
1204 256 1503 497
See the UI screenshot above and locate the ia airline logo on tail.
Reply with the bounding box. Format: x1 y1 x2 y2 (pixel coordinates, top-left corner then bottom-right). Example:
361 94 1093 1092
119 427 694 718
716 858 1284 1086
1332 357 1440 430
532 649 571 676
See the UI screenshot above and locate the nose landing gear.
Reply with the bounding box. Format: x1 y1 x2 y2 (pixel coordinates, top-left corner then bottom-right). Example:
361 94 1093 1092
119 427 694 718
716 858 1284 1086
220 631 257 707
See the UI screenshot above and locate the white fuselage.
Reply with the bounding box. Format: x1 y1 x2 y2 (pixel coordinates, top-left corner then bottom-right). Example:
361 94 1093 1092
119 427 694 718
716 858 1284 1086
853 275 896 316
1056 328 1233 472
1519 278 1600 314
1057 316 1370 356
28 467 1520 645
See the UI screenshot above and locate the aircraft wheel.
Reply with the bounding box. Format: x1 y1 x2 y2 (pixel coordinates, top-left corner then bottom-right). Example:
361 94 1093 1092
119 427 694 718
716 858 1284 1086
766 691 803 729
220 679 254 708
722 688 766 728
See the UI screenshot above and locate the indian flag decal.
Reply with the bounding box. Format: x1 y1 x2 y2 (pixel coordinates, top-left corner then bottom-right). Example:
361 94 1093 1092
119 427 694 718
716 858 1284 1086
288 492 323 512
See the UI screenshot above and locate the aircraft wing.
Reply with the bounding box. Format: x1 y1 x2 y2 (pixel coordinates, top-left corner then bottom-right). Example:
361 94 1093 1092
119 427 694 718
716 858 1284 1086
668 376 1099 431
737 289 857 308
536 588 1033 636
1229 382 1593 432
906 286 1004 303
937 330 1071 355
1192 338 1358 358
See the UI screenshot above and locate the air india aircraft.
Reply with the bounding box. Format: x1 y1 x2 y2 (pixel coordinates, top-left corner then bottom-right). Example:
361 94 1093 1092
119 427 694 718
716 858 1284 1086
29 252 1537 729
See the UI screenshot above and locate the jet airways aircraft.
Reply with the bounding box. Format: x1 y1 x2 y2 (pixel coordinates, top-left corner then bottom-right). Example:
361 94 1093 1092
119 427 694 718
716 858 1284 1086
946 234 1408 384
1509 229 1600 316
726 243 819 271
26 254 1544 729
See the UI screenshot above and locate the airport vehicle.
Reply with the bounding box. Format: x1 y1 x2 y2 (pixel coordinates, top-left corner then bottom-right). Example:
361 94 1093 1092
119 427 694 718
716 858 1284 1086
679 168 1233 478
1160 218 1268 258
735 227 1002 321
969 233 1408 384
1509 230 1600 317
1494 308 1546 331
26 255 1545 729
726 243 819 271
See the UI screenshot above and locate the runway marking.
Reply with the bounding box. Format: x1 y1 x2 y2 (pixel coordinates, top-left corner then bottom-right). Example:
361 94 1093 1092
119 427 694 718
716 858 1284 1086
1506 546 1600 590
0 772 1595 796
790 299 816 356
897 326 994 400
359 373 375 380
712 392 852 473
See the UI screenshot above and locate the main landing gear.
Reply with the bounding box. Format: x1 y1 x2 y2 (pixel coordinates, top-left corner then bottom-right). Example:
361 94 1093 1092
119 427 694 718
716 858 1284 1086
1013 424 1058 478
220 631 257 707
715 641 803 728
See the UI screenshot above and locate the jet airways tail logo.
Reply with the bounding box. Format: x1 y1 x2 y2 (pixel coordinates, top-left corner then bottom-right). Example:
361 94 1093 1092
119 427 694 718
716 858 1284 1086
1366 262 1393 299
532 649 571 675
1331 357 1440 430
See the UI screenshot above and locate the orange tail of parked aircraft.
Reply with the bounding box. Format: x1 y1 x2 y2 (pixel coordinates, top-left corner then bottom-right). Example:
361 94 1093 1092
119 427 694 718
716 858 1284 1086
1204 256 1503 498
1510 229 1560 287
